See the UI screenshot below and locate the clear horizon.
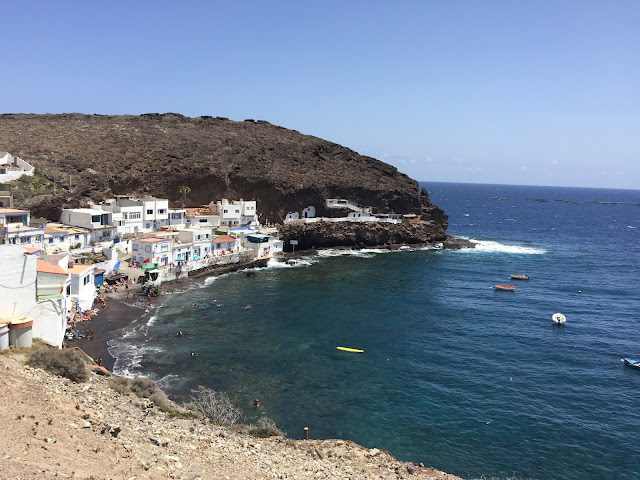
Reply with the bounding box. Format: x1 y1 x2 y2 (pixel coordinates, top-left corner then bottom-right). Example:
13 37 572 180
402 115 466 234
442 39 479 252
2 1 638 190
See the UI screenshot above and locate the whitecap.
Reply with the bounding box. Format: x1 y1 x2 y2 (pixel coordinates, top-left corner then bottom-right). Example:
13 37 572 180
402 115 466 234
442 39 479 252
458 238 547 255
627 226 636 229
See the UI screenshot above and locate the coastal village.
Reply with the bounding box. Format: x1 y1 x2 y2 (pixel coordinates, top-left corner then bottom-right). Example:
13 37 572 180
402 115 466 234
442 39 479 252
0 151 426 353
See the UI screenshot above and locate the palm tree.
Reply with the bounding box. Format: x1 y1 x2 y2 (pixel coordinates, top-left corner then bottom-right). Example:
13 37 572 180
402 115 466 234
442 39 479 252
178 185 191 207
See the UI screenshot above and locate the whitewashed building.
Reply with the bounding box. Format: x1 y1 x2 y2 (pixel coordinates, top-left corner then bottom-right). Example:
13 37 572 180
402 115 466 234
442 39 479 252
67 263 96 312
211 235 239 255
141 197 169 232
242 233 282 258
0 246 69 348
43 223 91 253
131 237 173 266
177 228 213 259
99 197 144 235
0 151 35 184
60 208 116 243
34 259 71 348
164 208 186 228
0 207 44 248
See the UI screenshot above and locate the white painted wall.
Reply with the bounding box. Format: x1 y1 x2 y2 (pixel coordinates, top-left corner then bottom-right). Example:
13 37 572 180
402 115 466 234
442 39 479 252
0 246 37 318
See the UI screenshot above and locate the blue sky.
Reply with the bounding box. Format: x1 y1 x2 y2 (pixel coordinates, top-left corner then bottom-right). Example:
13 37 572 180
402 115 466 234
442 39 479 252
2 1 639 189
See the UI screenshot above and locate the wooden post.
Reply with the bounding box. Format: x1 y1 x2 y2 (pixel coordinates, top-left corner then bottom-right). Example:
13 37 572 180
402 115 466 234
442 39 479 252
303 427 309 440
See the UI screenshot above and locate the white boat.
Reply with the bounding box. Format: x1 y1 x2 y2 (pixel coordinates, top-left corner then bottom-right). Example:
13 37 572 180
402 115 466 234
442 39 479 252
552 313 566 324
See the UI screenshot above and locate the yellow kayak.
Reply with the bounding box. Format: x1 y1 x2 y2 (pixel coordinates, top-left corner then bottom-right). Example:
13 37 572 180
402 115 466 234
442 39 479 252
337 346 364 353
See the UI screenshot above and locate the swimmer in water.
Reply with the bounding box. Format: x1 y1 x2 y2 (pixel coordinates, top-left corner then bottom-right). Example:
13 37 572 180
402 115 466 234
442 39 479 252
177 331 183 337
190 349 196 357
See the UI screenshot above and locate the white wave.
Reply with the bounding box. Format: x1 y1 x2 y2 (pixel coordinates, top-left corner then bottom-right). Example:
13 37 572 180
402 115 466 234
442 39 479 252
108 339 144 377
627 226 636 229
265 258 315 269
460 238 547 255
317 248 389 258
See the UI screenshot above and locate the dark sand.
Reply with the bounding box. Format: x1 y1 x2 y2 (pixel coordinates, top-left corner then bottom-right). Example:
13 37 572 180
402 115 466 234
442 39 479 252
67 299 148 371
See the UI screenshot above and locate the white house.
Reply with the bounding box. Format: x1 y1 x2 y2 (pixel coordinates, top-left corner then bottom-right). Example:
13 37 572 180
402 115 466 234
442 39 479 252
131 237 173 266
185 207 221 228
0 207 44 248
242 233 281 258
164 208 186 228
0 245 37 319
0 151 35 184
177 227 213 259
0 246 68 348
172 242 194 263
43 223 91 253
211 235 239 255
67 263 95 312
141 197 169 232
212 199 258 227
60 208 116 243
99 197 145 235
33 259 71 348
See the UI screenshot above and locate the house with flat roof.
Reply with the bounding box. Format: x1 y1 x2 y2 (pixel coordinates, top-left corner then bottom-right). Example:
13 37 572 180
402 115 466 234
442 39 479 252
177 227 213 259
67 263 95 312
0 151 35 184
43 223 91 253
0 207 44 248
60 208 116 243
131 237 173 267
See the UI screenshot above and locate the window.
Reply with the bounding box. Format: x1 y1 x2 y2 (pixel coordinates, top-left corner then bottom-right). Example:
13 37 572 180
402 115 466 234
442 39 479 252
74 234 80 240
145 246 151 253
91 215 101 223
145 223 151 229
158 209 166 214
48 237 54 244
132 244 138 251
83 275 90 285
129 213 141 220
199 219 207 223
223 209 228 213
147 209 153 215
161 244 168 252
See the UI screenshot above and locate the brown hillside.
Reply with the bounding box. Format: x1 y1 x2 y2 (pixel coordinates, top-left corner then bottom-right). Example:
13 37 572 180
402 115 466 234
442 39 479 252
0 113 447 228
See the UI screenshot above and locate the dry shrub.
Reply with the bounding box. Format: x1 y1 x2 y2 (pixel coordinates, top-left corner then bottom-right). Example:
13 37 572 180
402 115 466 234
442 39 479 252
108 376 131 395
189 386 240 426
28 348 88 383
126 376 170 407
249 416 284 438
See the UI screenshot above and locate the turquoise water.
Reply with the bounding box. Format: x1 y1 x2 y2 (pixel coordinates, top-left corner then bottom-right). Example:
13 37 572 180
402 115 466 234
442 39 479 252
110 183 640 480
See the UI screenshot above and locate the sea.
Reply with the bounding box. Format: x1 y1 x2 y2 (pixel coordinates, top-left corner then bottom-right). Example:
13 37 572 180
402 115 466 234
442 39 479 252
108 182 640 480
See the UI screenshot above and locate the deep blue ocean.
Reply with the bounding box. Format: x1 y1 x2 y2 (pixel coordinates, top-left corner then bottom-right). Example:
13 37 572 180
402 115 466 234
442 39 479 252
109 182 640 480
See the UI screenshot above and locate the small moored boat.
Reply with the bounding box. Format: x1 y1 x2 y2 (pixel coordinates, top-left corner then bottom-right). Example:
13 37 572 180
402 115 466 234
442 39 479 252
621 358 640 369
552 313 566 324
510 275 530 280
494 285 515 291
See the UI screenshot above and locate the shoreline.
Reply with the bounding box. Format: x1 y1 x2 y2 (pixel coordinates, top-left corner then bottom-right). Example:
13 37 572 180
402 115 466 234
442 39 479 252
69 238 471 373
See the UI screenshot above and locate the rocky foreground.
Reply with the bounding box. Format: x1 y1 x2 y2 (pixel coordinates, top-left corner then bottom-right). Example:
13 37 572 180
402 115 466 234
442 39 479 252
0 354 462 480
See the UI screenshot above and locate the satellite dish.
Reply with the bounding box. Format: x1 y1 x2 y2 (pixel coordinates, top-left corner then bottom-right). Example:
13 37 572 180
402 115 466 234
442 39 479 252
552 313 566 324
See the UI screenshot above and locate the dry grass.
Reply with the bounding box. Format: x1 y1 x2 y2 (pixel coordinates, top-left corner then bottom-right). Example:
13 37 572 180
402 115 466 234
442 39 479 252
0 338 49 358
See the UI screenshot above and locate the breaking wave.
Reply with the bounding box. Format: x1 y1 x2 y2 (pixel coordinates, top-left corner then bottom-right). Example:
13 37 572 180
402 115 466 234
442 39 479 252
462 239 547 255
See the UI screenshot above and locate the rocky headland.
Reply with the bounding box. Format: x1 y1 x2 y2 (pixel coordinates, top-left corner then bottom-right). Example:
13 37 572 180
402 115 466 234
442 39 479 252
0 113 447 233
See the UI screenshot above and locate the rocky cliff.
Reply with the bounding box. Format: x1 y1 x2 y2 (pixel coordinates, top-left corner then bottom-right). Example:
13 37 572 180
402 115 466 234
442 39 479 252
279 219 448 250
0 113 447 230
